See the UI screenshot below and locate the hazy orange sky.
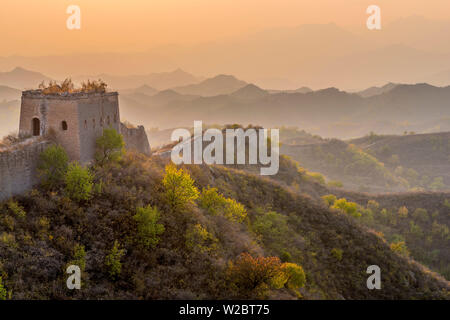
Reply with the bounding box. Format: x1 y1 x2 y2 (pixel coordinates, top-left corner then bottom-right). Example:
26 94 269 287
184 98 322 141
1 0 450 56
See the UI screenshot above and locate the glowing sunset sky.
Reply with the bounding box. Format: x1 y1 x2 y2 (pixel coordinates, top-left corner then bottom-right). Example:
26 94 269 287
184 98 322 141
1 0 450 56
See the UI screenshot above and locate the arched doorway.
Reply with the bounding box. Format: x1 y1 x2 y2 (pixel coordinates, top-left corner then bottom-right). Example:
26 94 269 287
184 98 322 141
32 118 40 136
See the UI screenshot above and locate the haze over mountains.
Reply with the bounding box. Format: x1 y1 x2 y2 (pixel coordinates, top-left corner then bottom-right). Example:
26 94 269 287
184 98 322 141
2 17 450 90
1 67 450 140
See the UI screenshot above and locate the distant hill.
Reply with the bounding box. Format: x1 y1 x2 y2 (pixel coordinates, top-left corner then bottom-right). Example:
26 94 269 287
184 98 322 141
230 84 269 100
133 84 158 96
0 67 52 89
280 138 409 193
74 69 201 90
350 131 450 190
0 85 21 101
357 83 398 97
0 100 20 138
116 81 450 139
172 74 248 96
269 87 313 94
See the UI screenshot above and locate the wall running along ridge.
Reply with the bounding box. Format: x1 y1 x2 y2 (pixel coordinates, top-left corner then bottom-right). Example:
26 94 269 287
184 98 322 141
0 140 52 201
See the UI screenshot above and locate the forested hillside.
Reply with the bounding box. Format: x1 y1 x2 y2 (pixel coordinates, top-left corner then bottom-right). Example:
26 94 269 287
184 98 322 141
1 135 449 299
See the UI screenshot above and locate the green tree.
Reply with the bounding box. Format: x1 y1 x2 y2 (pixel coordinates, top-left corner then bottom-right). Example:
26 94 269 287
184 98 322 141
327 180 343 188
0 276 7 300
198 187 247 222
227 253 283 298
65 163 94 202
223 198 247 223
198 187 225 215
306 172 325 185
95 128 125 165
69 244 86 271
281 262 306 290
322 194 337 206
252 210 290 244
390 241 410 257
104 240 125 279
332 198 361 218
398 206 408 218
185 223 218 254
133 205 165 248
331 248 343 261
37 145 69 189
162 164 199 210
7 201 26 219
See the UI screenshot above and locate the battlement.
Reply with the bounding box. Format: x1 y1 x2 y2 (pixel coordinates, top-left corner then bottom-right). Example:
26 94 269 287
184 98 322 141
0 84 151 202
22 90 118 100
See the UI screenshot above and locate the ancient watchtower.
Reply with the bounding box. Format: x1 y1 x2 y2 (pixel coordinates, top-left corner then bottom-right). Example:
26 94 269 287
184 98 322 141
19 90 121 163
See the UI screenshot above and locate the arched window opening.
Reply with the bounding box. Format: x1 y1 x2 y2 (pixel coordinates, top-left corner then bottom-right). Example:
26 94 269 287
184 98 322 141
32 118 40 136
93 119 96 128
84 120 88 129
100 117 103 127
107 116 110 125
114 114 117 123
61 121 68 131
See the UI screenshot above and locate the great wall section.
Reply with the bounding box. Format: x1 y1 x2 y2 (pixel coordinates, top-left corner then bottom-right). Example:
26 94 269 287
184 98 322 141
0 90 151 202
0 140 52 201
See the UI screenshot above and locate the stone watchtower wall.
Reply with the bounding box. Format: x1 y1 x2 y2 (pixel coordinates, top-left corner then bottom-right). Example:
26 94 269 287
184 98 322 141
1 90 151 202
120 123 152 156
0 140 52 201
20 91 121 163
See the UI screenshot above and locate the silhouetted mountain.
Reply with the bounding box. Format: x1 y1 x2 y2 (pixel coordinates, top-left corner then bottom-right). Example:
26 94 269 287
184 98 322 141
173 74 247 96
230 84 269 100
0 67 52 89
134 84 158 96
0 85 21 101
74 69 201 90
268 87 313 94
0 99 20 138
118 82 450 139
357 83 398 97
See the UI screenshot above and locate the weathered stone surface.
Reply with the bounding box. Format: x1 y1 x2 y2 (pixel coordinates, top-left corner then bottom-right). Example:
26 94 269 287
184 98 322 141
120 123 152 156
0 140 52 201
0 90 152 201
20 91 121 163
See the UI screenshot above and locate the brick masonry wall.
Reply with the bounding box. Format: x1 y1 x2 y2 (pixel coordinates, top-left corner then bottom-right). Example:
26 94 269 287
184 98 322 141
0 140 52 202
1 91 152 202
120 123 152 156
78 93 121 163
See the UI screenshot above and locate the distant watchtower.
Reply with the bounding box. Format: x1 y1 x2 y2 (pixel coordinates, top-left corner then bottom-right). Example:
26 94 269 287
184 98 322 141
19 90 121 163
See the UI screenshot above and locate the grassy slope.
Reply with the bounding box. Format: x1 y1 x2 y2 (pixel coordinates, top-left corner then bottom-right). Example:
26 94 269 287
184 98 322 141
253 155 450 281
0 153 448 299
350 132 450 189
